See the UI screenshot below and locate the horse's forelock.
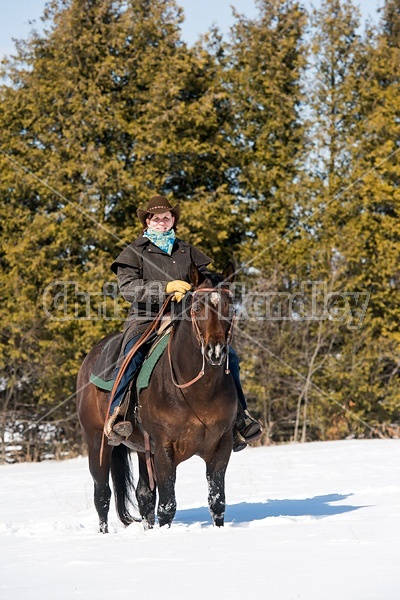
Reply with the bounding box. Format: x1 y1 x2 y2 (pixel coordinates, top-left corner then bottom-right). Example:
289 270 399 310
196 273 223 289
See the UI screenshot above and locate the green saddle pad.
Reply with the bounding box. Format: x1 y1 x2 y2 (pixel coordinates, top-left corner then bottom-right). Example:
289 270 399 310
90 331 171 393
136 331 171 394
89 373 114 391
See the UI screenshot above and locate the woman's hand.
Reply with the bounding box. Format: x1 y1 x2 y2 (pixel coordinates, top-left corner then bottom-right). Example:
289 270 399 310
165 280 191 302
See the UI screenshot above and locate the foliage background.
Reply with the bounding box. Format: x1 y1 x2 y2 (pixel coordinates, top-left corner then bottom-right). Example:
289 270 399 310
0 0 399 461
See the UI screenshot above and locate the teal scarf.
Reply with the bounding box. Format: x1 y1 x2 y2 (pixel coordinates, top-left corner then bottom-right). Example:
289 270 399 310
143 228 176 255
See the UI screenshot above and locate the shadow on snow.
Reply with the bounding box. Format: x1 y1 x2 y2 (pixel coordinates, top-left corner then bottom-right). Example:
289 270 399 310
174 494 366 527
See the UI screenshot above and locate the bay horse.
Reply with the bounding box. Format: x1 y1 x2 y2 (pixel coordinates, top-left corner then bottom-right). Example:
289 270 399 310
76 262 237 532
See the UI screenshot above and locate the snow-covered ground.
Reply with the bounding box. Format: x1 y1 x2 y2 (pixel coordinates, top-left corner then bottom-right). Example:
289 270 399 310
1 439 399 600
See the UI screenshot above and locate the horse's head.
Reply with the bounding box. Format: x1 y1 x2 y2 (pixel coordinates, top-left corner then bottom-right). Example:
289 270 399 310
189 261 236 367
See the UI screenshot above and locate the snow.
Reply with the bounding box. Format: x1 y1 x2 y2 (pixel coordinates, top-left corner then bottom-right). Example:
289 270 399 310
1 439 400 600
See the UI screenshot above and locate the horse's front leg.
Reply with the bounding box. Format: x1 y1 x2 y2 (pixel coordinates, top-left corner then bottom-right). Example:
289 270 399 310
136 451 157 529
206 434 232 527
154 441 177 527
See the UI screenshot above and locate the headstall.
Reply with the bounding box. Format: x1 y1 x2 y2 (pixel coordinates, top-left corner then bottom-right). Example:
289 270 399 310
168 287 236 389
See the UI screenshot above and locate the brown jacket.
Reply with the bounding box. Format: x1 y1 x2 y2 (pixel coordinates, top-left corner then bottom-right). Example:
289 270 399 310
112 236 212 342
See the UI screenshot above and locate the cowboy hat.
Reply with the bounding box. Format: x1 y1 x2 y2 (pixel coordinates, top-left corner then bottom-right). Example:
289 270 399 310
137 195 180 226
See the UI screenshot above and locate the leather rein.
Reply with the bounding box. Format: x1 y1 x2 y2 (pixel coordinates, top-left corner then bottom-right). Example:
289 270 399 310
167 287 236 389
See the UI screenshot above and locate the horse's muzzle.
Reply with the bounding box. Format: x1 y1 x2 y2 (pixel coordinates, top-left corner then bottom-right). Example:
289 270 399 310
205 342 227 366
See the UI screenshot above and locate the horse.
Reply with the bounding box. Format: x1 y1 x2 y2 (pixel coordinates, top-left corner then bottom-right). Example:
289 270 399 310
76 261 237 532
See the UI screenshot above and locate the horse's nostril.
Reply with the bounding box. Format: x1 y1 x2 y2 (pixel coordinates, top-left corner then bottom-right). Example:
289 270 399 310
206 343 227 364
205 343 214 359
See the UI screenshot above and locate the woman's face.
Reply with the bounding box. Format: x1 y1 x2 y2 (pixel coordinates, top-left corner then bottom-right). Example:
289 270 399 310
146 211 175 232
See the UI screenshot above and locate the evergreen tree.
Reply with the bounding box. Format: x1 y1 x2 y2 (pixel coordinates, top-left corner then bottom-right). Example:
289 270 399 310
292 0 368 439
227 0 307 262
329 0 400 435
225 0 309 438
290 0 400 439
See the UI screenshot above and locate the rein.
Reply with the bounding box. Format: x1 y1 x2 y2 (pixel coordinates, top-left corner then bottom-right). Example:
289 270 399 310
167 327 206 389
168 287 235 389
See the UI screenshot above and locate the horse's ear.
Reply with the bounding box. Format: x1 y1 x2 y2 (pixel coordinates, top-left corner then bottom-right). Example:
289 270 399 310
190 263 206 288
222 261 235 284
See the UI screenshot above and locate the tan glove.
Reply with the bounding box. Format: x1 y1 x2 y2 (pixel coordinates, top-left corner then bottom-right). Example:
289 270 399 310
165 280 191 302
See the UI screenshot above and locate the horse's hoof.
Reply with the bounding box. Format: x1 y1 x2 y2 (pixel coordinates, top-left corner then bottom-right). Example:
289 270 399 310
99 523 109 534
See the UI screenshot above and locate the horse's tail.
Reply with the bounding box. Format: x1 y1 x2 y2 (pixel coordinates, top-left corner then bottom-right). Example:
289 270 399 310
110 444 137 526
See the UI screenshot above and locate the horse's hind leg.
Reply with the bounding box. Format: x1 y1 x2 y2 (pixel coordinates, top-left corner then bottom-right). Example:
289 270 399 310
87 432 112 533
136 452 157 528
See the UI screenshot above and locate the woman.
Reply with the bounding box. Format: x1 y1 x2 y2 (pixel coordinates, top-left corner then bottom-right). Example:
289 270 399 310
104 195 262 451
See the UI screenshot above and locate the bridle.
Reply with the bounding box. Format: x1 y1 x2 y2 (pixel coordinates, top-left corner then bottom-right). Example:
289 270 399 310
168 287 236 389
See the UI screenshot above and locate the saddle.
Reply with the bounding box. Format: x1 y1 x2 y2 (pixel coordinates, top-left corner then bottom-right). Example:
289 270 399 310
89 334 122 391
90 316 173 393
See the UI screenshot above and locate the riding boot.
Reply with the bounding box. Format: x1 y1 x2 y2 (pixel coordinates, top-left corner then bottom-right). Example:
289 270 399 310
233 403 262 453
104 409 133 446
106 429 124 446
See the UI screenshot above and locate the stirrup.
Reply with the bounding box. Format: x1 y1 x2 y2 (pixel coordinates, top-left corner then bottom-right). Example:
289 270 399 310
104 413 117 437
104 397 131 438
236 408 262 439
